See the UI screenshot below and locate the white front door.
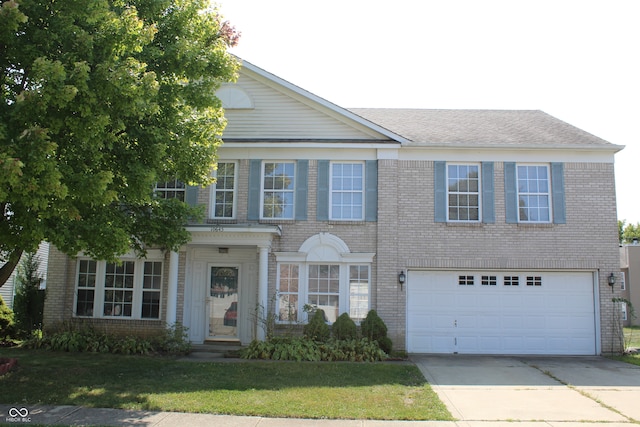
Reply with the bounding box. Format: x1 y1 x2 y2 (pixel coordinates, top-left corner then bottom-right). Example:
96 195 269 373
208 266 239 340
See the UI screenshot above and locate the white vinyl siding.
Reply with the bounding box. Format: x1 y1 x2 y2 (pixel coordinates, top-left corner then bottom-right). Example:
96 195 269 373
219 76 381 140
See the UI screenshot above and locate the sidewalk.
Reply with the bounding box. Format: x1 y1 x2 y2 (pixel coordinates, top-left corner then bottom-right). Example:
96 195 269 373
9 404 628 427
2 404 636 427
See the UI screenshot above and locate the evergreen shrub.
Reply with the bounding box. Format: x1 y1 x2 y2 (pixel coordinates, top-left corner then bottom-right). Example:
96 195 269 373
303 309 330 342
361 310 392 354
332 312 357 340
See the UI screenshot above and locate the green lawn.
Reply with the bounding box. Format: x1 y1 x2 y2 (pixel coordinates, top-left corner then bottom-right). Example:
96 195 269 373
624 326 640 349
0 348 452 421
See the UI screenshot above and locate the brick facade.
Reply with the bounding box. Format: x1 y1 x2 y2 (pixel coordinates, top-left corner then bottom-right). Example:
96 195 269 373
42 60 623 354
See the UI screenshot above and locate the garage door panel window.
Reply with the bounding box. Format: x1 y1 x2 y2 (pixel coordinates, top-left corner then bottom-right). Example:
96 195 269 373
504 276 520 286
482 275 497 286
526 276 542 286
458 275 474 285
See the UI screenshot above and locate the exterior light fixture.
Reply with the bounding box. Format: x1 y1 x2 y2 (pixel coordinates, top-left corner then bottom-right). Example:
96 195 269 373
398 271 406 290
608 272 616 287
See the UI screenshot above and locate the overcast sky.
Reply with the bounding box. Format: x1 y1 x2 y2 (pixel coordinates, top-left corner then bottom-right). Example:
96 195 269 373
217 0 640 224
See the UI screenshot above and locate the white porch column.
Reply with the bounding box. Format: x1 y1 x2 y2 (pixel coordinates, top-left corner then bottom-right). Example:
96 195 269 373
257 245 270 341
167 250 179 325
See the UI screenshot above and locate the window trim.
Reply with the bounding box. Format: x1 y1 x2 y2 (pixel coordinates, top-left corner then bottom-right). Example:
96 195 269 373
516 164 553 223
275 262 371 324
154 179 186 201
210 161 238 220
73 251 164 320
329 161 365 221
260 161 296 220
446 163 481 223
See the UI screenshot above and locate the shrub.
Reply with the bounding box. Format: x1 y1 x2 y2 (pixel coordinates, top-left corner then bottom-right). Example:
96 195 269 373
13 252 46 337
361 310 392 354
24 323 187 355
0 296 15 339
243 337 321 361
152 323 191 355
319 338 387 362
242 337 386 362
332 312 357 340
303 309 330 342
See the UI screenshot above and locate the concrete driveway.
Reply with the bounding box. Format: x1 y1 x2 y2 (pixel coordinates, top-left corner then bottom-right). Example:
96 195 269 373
412 355 640 424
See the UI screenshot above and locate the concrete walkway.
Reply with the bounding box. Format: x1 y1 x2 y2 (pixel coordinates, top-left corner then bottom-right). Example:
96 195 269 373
3 355 640 426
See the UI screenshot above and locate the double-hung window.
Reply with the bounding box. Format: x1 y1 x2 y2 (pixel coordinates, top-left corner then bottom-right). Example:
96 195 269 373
517 165 551 223
211 162 237 219
154 179 185 201
74 254 164 320
262 162 295 219
277 264 299 322
331 162 364 220
505 162 564 224
447 164 480 222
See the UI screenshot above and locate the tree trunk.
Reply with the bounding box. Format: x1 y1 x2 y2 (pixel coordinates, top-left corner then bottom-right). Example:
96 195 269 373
0 249 23 288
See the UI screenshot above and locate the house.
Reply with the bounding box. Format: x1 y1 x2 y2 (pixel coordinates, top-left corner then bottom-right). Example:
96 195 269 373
43 59 623 355
620 241 640 325
0 243 49 309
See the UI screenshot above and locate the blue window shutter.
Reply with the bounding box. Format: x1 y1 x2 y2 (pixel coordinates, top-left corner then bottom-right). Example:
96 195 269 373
247 159 261 221
481 162 495 224
504 162 518 223
185 185 199 207
434 161 446 223
551 162 566 224
295 160 308 221
365 160 378 222
317 160 329 221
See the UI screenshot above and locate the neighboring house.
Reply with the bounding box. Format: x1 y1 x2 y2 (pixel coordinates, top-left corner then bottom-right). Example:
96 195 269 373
620 241 640 326
43 59 623 355
0 243 49 309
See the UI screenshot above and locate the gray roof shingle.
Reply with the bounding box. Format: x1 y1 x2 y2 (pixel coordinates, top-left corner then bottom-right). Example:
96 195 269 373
349 109 618 149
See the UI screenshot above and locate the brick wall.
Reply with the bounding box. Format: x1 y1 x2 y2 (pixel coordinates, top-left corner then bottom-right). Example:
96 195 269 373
380 160 621 353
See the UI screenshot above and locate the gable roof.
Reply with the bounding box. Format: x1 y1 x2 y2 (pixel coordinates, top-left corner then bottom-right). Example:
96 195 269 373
230 59 410 143
350 109 623 151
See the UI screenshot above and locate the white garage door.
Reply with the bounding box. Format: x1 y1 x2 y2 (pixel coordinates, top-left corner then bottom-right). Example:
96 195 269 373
407 271 597 355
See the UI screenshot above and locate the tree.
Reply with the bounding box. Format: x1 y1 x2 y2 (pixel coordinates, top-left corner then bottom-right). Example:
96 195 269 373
0 0 240 286
13 251 44 336
619 220 640 244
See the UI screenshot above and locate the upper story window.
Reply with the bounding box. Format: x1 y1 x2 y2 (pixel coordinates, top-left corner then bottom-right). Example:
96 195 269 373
211 162 237 219
505 162 564 225
262 162 295 219
517 165 551 223
155 179 185 202
447 164 480 222
330 162 364 220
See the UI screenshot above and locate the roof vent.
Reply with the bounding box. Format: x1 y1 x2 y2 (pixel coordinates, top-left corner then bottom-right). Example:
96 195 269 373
216 86 254 109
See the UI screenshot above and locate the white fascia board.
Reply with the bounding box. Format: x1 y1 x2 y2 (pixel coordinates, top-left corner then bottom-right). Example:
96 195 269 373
398 146 622 163
219 146 383 161
239 59 410 144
